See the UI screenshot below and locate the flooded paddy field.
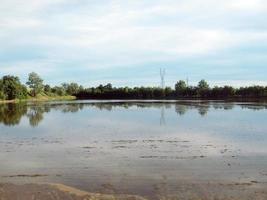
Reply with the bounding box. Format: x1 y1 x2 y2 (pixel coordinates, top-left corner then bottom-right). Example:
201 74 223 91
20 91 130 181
0 100 267 199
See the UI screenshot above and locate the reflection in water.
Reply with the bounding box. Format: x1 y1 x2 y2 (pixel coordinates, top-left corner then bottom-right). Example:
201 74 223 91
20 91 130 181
60 103 84 113
0 100 267 200
160 106 165 126
175 104 187 116
213 103 234 110
27 106 50 127
0 103 27 126
0 101 267 127
159 104 171 125
198 105 209 116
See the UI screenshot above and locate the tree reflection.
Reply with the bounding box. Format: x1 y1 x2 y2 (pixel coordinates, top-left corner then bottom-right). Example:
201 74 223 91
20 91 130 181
0 103 27 126
213 103 234 110
197 105 210 116
0 102 267 127
175 104 188 116
241 104 267 110
27 106 45 127
92 103 113 111
61 103 84 113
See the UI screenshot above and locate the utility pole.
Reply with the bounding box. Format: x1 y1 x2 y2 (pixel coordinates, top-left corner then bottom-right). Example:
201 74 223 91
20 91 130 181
160 68 165 89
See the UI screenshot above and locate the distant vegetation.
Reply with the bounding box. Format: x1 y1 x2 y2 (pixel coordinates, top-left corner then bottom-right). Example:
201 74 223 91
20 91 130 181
0 72 267 101
77 80 267 99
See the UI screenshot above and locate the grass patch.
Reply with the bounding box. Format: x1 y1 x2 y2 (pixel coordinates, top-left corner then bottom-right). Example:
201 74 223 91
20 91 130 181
0 94 76 104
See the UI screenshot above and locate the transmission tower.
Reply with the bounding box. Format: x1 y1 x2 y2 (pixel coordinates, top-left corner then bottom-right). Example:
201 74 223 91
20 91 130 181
160 68 166 88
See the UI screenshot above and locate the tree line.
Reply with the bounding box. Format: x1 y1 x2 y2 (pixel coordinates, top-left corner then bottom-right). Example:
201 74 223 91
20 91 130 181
0 72 83 100
77 80 267 99
1 72 267 100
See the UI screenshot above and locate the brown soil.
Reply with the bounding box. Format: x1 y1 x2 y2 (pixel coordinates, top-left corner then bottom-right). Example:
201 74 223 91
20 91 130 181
1 182 267 200
0 183 147 200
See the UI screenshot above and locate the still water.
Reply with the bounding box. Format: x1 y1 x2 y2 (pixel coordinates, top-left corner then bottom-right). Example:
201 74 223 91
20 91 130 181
0 100 267 199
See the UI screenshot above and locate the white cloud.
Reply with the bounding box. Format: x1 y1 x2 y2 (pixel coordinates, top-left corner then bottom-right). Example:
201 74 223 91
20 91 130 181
228 0 265 11
0 0 266 85
0 18 41 29
211 80 267 87
0 60 56 76
0 0 66 14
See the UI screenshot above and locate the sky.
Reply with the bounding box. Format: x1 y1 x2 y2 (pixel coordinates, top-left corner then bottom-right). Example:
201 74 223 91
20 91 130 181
0 0 267 88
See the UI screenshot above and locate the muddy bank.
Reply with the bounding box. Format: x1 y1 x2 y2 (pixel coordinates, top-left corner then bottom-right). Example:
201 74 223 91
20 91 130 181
1 182 267 200
0 183 147 200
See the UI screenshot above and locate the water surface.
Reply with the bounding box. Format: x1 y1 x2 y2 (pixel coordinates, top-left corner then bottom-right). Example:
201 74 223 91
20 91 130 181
0 100 267 199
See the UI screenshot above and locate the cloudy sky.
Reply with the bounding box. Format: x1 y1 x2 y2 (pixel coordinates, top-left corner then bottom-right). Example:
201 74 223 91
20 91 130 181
0 0 267 87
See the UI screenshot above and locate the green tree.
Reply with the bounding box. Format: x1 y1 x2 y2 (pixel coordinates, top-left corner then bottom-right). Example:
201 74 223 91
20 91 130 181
66 83 79 95
78 85 84 92
0 90 5 100
222 86 235 97
153 87 165 98
197 79 209 97
104 83 112 90
165 87 173 97
175 80 187 96
27 72 44 97
52 86 66 96
61 83 68 92
0 79 6 100
2 75 27 100
198 79 209 90
44 84 52 94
